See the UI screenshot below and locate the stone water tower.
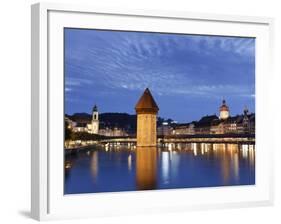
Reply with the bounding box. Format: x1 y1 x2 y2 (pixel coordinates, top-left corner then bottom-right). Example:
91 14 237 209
135 88 159 147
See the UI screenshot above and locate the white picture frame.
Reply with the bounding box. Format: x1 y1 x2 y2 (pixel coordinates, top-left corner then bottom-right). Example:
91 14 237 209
31 2 274 221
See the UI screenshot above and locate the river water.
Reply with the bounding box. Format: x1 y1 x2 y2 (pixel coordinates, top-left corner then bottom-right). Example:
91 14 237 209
64 143 255 194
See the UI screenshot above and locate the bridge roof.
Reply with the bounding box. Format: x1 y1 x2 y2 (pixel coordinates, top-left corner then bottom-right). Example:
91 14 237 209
135 88 159 113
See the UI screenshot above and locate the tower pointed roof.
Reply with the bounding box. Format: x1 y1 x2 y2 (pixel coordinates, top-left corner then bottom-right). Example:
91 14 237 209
135 88 159 113
219 99 229 111
244 106 249 116
92 104 98 112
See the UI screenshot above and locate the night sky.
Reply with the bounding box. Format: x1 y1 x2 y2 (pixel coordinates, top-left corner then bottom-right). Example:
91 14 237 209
64 28 255 123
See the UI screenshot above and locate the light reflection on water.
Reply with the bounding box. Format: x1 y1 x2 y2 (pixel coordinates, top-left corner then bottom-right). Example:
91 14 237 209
64 143 255 194
136 147 157 190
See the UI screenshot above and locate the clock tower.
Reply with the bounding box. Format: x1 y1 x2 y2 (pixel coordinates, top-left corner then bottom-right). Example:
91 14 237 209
219 99 230 120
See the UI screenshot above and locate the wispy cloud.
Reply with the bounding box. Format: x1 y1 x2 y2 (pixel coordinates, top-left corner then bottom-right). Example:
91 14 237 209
64 29 255 119
65 87 72 92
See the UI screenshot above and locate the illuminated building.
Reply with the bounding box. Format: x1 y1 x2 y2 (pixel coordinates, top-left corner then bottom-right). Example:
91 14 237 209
98 127 128 137
135 88 159 147
172 99 255 135
219 99 230 120
157 122 173 136
90 105 99 134
69 104 100 134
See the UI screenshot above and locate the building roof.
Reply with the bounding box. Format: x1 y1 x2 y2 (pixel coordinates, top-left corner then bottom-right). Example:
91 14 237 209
222 115 240 124
75 123 88 128
162 112 255 130
249 113 255 121
195 115 219 128
199 115 218 123
135 88 159 113
172 122 193 129
93 104 98 112
220 99 229 112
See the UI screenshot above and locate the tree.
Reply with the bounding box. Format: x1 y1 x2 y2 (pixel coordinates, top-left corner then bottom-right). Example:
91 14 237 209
65 120 72 140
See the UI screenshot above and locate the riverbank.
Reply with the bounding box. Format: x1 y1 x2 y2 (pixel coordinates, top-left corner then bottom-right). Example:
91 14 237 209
65 144 98 156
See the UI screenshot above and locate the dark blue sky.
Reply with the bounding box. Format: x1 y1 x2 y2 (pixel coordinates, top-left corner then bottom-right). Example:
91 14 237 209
65 28 255 123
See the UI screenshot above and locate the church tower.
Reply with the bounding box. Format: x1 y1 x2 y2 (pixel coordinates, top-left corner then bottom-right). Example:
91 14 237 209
219 99 230 120
243 106 250 133
91 105 99 134
135 88 159 147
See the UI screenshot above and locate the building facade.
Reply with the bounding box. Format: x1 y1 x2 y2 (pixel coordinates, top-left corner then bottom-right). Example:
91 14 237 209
67 104 99 134
99 127 128 137
171 100 255 136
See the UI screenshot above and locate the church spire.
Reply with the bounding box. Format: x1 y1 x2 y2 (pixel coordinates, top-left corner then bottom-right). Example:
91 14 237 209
92 104 98 112
244 106 249 116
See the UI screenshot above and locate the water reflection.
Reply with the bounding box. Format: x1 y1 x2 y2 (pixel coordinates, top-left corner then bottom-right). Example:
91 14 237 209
64 143 255 194
91 151 98 181
64 160 72 179
136 147 157 190
128 154 132 171
162 151 170 184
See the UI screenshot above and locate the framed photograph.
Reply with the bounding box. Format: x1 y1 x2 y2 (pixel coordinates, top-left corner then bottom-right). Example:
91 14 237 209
31 2 274 221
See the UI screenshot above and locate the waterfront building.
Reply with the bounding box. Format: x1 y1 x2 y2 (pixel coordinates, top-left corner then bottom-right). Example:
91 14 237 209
65 105 130 137
135 88 159 147
72 122 88 132
157 122 173 136
99 127 128 137
242 107 250 133
194 115 218 134
65 117 75 129
248 113 255 134
210 119 221 134
219 116 240 134
171 100 255 135
67 104 100 134
172 122 195 135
